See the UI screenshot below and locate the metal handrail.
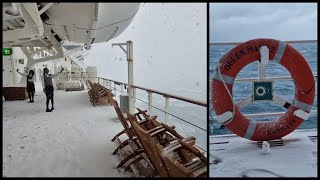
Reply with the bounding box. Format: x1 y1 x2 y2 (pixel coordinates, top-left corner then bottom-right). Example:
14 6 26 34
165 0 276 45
209 75 318 120
70 76 207 151
209 75 318 83
96 76 207 130
209 40 317 46
100 77 207 107
244 110 317 118
101 81 207 152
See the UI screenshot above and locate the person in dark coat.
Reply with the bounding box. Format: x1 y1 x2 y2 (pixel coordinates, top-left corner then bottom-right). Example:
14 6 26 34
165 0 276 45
17 69 35 103
41 67 64 112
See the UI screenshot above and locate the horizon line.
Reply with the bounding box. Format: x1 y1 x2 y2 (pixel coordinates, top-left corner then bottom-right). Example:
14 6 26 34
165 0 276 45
209 40 317 45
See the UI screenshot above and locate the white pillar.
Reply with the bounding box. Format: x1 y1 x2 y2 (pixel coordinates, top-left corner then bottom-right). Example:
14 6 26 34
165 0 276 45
127 40 135 114
164 96 169 123
148 92 152 114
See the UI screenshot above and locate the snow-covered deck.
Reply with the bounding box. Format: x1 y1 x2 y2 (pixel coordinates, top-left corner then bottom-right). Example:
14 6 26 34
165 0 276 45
3 87 134 177
209 129 317 177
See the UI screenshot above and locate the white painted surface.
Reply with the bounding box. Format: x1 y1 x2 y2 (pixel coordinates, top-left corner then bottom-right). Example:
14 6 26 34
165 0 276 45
210 129 317 177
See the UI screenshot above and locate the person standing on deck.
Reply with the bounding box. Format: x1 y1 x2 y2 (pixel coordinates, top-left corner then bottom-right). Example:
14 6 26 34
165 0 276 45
41 67 64 112
17 69 35 103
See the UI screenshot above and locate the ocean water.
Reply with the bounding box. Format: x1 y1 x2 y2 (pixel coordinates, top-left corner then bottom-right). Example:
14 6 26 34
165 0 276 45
209 43 318 135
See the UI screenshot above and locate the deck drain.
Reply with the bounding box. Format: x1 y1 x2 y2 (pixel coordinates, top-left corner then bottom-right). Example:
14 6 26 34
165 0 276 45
257 139 284 147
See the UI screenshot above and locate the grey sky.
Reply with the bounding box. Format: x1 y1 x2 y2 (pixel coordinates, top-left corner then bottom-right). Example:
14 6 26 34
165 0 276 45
210 3 317 42
85 3 206 101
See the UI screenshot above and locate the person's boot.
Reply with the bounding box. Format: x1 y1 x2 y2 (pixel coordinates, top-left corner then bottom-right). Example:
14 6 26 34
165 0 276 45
51 107 54 111
28 100 32 103
46 108 51 112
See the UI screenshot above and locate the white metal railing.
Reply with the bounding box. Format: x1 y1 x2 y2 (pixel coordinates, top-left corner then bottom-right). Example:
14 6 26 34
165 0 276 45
209 75 318 120
95 77 207 152
209 40 317 46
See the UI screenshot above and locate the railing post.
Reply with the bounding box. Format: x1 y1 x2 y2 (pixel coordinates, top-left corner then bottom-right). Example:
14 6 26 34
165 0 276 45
132 87 136 110
127 40 135 114
112 40 135 114
114 81 116 100
121 84 124 95
148 92 152 114
164 96 169 123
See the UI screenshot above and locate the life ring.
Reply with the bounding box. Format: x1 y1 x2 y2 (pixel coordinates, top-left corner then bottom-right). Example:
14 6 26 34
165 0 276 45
211 38 315 141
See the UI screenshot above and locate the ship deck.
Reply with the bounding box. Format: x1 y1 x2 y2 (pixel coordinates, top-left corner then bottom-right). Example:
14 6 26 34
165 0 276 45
209 129 317 177
3 84 134 177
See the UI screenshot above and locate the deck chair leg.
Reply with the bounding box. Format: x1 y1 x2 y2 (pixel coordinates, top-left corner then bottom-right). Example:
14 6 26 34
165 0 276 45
111 130 125 142
113 139 130 155
124 155 143 171
117 149 144 168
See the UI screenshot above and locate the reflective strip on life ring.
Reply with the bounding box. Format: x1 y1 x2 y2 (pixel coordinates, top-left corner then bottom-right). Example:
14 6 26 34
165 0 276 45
211 38 315 141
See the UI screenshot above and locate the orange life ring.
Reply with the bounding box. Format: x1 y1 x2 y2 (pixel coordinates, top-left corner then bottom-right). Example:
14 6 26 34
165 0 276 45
211 38 315 141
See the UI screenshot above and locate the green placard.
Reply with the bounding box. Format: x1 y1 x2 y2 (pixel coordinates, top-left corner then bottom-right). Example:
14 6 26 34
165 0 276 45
3 48 12 56
253 81 273 101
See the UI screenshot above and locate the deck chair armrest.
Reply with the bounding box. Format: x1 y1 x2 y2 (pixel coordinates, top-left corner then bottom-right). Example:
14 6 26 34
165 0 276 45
161 123 184 139
138 119 147 125
182 136 196 142
181 137 196 146
134 109 148 116
162 141 182 153
150 128 166 137
178 140 207 163
127 119 147 129
147 125 164 134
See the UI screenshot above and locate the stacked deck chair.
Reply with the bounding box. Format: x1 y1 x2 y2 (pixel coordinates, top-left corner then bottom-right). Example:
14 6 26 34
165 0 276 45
109 98 196 175
87 80 114 106
119 112 201 177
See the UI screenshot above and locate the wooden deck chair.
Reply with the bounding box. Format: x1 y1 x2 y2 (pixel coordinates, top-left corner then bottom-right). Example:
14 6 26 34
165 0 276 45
111 99 149 142
116 112 198 175
110 99 159 156
136 108 196 146
88 81 114 106
113 109 169 173
135 108 201 163
128 113 170 177
159 139 207 177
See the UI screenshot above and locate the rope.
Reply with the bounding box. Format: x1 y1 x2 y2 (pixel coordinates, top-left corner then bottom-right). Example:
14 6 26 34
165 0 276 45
216 58 235 125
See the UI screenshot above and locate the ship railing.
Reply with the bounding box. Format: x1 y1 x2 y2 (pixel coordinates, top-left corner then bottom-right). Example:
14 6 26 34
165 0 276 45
209 75 318 118
87 77 207 152
209 75 318 137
